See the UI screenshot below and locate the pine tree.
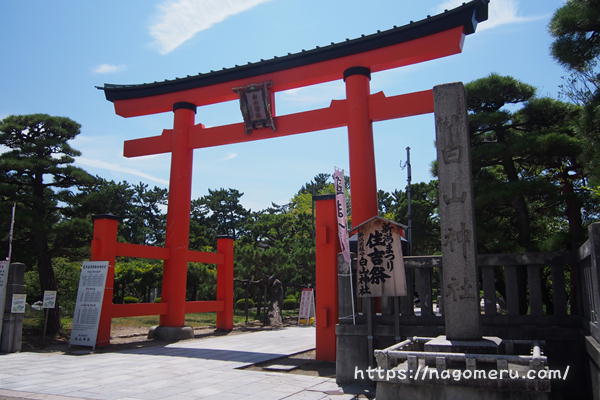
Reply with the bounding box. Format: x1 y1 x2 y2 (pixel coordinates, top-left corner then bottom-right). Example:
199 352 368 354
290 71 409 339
0 114 93 334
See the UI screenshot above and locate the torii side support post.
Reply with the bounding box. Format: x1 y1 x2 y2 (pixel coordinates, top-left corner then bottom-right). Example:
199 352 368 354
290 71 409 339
91 214 120 347
216 236 234 330
344 67 378 228
315 195 340 362
160 102 196 328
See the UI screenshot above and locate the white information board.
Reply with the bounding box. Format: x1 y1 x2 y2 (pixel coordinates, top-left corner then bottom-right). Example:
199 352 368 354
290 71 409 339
298 288 315 325
10 293 26 313
69 261 109 348
0 261 9 334
43 290 57 309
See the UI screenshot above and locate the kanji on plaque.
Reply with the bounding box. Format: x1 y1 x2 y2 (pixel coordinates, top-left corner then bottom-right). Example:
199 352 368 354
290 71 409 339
351 216 407 297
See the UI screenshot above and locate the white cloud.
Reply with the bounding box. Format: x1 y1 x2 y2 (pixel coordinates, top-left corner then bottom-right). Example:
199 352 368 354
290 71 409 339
221 152 238 161
150 0 272 55
92 64 126 74
278 82 345 106
75 157 169 185
435 0 545 31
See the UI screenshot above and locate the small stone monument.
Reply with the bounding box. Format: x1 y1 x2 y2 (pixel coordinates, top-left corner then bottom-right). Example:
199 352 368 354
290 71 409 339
267 276 283 327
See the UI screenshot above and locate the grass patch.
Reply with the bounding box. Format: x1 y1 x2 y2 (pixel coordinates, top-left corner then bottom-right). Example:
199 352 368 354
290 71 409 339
25 308 300 336
107 311 258 329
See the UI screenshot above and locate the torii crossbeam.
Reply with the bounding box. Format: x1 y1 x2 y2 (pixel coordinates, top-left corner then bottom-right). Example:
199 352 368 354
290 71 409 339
95 0 488 354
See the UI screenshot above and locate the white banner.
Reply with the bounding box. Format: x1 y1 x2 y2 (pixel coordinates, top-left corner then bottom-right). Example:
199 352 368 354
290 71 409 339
356 218 407 297
43 290 57 309
333 168 351 264
298 288 315 321
0 261 8 334
69 261 109 347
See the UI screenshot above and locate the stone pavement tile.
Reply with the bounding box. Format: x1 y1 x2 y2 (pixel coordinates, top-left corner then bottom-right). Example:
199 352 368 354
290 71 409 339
0 327 319 400
126 386 195 400
197 391 247 400
62 390 110 400
248 389 302 400
226 382 285 395
114 398 145 400
279 390 328 400
4 385 53 393
304 381 341 392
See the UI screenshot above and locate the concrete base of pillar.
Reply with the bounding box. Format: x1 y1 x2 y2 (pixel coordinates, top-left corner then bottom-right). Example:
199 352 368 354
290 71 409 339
148 326 194 341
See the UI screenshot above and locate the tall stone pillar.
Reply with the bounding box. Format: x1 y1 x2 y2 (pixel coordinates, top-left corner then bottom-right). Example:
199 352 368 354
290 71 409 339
433 83 481 341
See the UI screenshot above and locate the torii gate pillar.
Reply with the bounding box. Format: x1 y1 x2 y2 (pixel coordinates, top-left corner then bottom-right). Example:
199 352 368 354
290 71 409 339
344 67 378 227
161 102 196 328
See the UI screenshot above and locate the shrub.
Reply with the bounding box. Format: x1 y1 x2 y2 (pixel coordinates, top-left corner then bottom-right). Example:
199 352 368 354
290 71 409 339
282 296 298 310
123 296 140 304
235 298 255 310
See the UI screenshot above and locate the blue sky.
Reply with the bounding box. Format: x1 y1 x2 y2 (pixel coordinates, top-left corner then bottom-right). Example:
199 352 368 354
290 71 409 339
0 0 567 211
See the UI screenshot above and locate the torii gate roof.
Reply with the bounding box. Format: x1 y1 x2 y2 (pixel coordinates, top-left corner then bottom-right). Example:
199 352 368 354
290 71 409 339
97 0 488 117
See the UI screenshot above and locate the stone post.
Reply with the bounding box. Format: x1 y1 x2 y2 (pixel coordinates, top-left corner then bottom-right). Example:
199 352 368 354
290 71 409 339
1 262 26 353
433 83 481 340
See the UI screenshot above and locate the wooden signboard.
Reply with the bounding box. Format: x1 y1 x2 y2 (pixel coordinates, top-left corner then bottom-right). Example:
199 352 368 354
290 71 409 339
352 216 407 297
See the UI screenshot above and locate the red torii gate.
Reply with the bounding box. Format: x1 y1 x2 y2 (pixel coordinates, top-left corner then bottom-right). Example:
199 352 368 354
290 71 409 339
94 1 488 355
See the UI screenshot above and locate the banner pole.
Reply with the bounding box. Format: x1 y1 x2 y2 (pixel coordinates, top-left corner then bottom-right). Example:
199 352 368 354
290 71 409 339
7 202 16 263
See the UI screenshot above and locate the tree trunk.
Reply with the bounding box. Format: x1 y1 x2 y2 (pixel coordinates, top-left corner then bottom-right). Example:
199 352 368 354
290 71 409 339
561 171 585 315
499 139 533 315
561 173 585 248
32 171 61 335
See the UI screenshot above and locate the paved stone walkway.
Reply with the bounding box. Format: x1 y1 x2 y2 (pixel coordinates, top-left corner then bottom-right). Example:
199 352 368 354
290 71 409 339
0 327 361 400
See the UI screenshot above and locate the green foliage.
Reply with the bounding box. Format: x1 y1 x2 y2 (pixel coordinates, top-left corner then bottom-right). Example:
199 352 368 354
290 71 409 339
190 188 249 241
67 178 167 246
187 262 217 301
235 298 255 310
550 0 600 72
24 258 81 315
0 114 94 333
52 258 81 314
123 296 140 304
465 74 595 251
550 0 600 184
24 270 40 305
114 260 163 303
282 295 298 310
378 182 440 255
